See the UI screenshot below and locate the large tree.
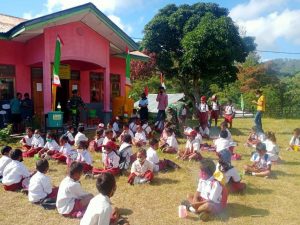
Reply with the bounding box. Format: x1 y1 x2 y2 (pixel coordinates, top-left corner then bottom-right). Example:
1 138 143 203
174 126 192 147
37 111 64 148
142 3 256 101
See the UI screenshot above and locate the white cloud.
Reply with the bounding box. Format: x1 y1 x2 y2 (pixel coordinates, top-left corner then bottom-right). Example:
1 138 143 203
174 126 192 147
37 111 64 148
108 15 133 34
230 0 300 50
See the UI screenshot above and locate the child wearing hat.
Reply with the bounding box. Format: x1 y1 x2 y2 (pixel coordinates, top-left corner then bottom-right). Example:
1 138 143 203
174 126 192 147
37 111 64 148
178 130 202 161
244 142 271 177
182 158 228 221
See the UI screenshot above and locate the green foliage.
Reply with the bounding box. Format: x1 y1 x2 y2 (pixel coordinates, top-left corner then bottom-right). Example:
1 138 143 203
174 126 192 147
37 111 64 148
266 59 300 77
0 124 12 140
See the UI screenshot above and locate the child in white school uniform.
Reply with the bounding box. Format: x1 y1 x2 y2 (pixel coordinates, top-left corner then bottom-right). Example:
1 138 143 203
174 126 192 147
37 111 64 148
38 132 60 158
263 131 280 162
65 125 75 146
75 126 89 147
119 124 134 143
132 125 147 147
0 146 12 179
20 127 33 151
52 135 73 163
28 159 58 204
80 173 125 225
214 130 231 153
89 129 105 152
182 159 228 221
142 120 153 139
244 143 272 177
147 139 180 173
118 134 133 171
2 149 31 191
214 150 246 193
128 148 154 185
178 130 202 161
160 128 178 154
107 123 117 139
287 128 300 151
245 126 260 147
23 129 45 158
56 162 94 218
76 141 93 174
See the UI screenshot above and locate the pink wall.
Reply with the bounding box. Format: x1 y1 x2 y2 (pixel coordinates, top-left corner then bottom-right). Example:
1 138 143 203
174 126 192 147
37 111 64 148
0 40 31 95
24 34 44 65
110 57 126 97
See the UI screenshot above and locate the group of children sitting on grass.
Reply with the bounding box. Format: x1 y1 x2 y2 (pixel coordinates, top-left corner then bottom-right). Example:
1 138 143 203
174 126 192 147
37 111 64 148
0 116 299 222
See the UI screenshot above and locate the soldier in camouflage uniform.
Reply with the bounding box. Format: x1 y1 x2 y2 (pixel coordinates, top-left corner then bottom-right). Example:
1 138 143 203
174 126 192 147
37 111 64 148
67 89 86 130
165 107 180 135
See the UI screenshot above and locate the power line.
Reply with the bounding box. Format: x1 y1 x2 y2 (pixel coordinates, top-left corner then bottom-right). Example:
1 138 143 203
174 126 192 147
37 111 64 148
256 50 300 55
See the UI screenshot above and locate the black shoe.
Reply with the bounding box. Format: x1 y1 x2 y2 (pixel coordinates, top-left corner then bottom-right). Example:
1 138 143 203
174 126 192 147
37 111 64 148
181 200 192 211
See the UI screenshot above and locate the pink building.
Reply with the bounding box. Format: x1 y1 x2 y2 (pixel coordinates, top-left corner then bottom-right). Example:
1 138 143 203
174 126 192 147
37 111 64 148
0 3 147 125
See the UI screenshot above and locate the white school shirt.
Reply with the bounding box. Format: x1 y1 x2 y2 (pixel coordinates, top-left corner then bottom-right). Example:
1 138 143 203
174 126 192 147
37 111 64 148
75 132 89 146
200 126 210 136
131 159 153 174
95 137 105 147
225 105 235 115
28 171 52 203
251 153 271 170
112 122 120 133
0 155 12 177
263 139 279 161
80 193 112 225
44 140 60 151
166 135 178 151
118 143 132 170
121 130 134 139
134 131 147 143
31 136 44 148
215 163 241 183
146 147 160 172
214 138 231 153
102 151 120 169
66 131 75 142
198 103 209 112
77 150 93 165
142 123 152 135
129 122 137 134
196 133 203 144
2 160 31 186
185 138 200 153
289 135 300 146
197 176 223 204
212 101 219 111
20 135 33 146
56 176 88 215
59 143 73 156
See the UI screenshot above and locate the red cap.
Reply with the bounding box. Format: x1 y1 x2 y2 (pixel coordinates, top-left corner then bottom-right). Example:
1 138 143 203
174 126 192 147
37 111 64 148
201 96 206 101
101 141 119 150
187 130 197 136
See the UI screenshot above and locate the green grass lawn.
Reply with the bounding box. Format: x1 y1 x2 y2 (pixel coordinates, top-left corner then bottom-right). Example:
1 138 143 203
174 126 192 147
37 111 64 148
1 118 300 225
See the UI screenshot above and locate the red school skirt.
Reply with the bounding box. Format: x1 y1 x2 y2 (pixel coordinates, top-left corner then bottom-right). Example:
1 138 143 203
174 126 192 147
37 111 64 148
198 112 208 127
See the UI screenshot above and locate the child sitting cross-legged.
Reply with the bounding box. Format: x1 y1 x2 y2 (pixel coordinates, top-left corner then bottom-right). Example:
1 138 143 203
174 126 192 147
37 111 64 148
147 138 180 172
2 149 31 191
178 130 202 161
0 146 12 180
213 130 231 153
28 159 58 205
80 173 129 225
119 124 134 143
52 135 73 163
128 148 154 185
132 125 147 147
263 131 280 162
38 132 60 159
75 125 89 147
245 126 260 148
23 129 45 158
215 150 246 193
160 128 178 154
244 142 271 178
182 159 228 222
76 141 93 174
65 125 75 146
287 128 300 151
20 127 33 151
118 134 134 172
56 162 94 218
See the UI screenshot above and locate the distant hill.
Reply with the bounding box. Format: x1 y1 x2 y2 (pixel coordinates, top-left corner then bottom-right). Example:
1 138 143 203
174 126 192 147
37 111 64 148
264 59 300 77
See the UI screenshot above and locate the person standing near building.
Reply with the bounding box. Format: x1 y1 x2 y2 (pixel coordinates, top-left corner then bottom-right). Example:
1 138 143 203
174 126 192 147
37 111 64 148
156 86 168 124
67 90 86 130
252 90 266 133
10 92 22 133
21 93 34 126
138 93 148 121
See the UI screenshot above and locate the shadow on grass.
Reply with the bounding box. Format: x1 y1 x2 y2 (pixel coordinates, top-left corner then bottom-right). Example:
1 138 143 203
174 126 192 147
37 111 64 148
230 128 245 136
281 160 300 166
272 170 300 178
151 177 180 186
245 184 273 195
119 208 133 216
215 203 270 221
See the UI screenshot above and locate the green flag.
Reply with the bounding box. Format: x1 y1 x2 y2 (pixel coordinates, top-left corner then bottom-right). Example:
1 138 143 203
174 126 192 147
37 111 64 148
53 35 63 86
241 94 245 111
125 47 131 85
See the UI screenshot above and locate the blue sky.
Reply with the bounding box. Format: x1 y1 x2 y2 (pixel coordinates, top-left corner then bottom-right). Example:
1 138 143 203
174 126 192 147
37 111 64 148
1 0 300 60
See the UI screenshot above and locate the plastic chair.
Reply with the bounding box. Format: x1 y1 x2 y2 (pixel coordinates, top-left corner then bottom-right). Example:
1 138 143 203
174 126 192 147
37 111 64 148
87 109 101 127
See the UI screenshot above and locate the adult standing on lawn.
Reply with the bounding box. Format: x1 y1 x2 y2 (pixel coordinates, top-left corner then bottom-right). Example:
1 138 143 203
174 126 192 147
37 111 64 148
10 92 22 133
156 86 168 123
67 89 86 131
252 89 266 133
138 92 149 121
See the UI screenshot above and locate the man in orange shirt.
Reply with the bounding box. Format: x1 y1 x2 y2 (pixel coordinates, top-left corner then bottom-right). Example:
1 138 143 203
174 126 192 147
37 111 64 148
252 90 265 133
